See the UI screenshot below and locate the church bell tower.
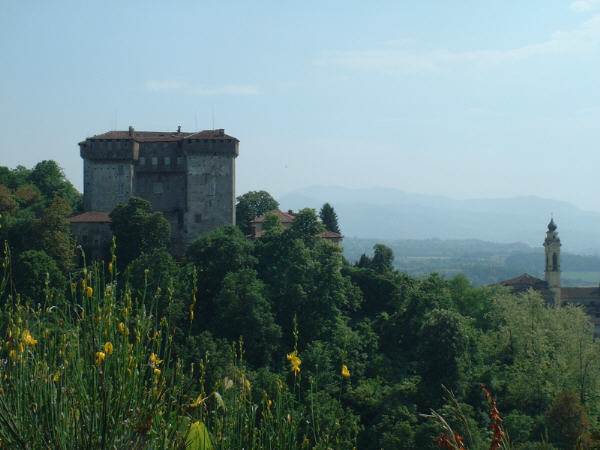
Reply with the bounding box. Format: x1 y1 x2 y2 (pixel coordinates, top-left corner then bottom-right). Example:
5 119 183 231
543 218 561 305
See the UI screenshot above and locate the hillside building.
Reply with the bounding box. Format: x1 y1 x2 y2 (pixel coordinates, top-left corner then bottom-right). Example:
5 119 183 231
69 127 239 257
500 219 600 334
248 209 344 245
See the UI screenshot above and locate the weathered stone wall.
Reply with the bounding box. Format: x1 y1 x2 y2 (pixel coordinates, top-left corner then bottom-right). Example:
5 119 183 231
184 139 237 241
81 140 138 211
134 141 187 240
83 159 135 211
79 130 238 245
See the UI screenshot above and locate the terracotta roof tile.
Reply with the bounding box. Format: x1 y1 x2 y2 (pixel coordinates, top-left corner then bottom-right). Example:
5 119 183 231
250 209 297 224
68 211 111 223
501 273 547 289
316 230 344 239
561 287 600 300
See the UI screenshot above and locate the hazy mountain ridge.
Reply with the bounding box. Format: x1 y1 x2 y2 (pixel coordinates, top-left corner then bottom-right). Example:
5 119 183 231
279 186 600 254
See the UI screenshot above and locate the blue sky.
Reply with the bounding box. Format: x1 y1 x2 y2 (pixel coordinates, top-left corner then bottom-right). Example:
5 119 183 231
1 1 600 210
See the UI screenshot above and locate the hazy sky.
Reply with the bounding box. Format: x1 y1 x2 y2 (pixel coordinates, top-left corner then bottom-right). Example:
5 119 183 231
1 1 600 210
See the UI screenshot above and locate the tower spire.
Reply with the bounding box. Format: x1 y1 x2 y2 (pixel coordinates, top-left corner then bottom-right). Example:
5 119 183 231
543 218 561 305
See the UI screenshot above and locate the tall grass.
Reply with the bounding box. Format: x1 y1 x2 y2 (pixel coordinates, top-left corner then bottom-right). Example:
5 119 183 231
0 241 357 448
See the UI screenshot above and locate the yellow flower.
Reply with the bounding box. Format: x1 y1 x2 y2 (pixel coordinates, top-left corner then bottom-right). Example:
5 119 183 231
108 262 113 274
153 368 161 376
341 364 350 378
22 330 37 346
118 322 129 336
189 310 194 321
104 342 113 355
52 371 60 382
95 351 105 365
8 350 16 361
86 286 93 298
150 352 163 365
286 350 301 376
190 394 203 408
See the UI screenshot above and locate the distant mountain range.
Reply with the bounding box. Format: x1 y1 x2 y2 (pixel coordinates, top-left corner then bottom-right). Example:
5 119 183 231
278 186 600 254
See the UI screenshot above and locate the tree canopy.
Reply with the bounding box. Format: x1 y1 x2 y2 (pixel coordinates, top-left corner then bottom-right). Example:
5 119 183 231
109 197 171 266
319 202 340 234
235 190 279 235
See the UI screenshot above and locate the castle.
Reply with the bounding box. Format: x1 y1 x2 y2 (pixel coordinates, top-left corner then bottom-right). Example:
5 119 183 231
69 127 239 256
501 219 600 334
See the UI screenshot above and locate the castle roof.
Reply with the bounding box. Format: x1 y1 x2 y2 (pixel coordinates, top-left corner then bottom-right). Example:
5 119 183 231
68 211 111 223
83 129 238 143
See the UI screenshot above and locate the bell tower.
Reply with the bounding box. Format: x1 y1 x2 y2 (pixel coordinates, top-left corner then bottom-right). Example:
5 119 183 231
543 218 561 305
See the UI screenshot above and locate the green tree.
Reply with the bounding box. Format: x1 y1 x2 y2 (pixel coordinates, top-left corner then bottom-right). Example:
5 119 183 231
372 244 394 274
354 244 395 274
262 211 283 234
185 226 256 329
319 202 340 234
289 208 324 243
38 196 75 272
29 160 82 210
213 269 282 366
109 197 171 266
127 247 184 326
0 185 17 213
416 308 473 405
235 190 279 235
13 249 66 300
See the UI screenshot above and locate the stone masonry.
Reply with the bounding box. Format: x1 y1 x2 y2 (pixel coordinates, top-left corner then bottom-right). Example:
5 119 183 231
73 127 238 253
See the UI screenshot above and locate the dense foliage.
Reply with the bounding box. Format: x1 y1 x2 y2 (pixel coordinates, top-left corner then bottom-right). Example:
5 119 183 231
2 163 600 448
235 190 279 235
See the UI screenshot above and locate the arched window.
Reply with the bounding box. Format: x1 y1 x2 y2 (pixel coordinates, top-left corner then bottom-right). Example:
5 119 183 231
552 253 558 270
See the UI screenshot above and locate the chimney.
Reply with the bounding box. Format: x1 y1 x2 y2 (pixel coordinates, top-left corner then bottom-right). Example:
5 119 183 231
177 125 181 134
128 126 135 137
288 209 293 214
216 128 224 136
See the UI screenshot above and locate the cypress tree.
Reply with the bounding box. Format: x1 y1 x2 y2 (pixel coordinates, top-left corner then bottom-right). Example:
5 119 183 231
319 202 340 234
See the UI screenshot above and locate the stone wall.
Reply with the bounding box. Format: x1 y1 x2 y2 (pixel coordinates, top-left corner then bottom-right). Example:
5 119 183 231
79 130 238 245
184 138 238 241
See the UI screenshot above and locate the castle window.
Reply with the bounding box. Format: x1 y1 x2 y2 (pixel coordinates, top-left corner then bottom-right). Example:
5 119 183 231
164 157 171 166
139 156 146 165
208 178 216 196
152 157 158 166
153 182 163 194
177 157 183 165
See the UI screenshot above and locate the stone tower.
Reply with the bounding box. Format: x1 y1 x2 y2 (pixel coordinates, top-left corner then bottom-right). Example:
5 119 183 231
543 218 561 305
78 127 238 247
